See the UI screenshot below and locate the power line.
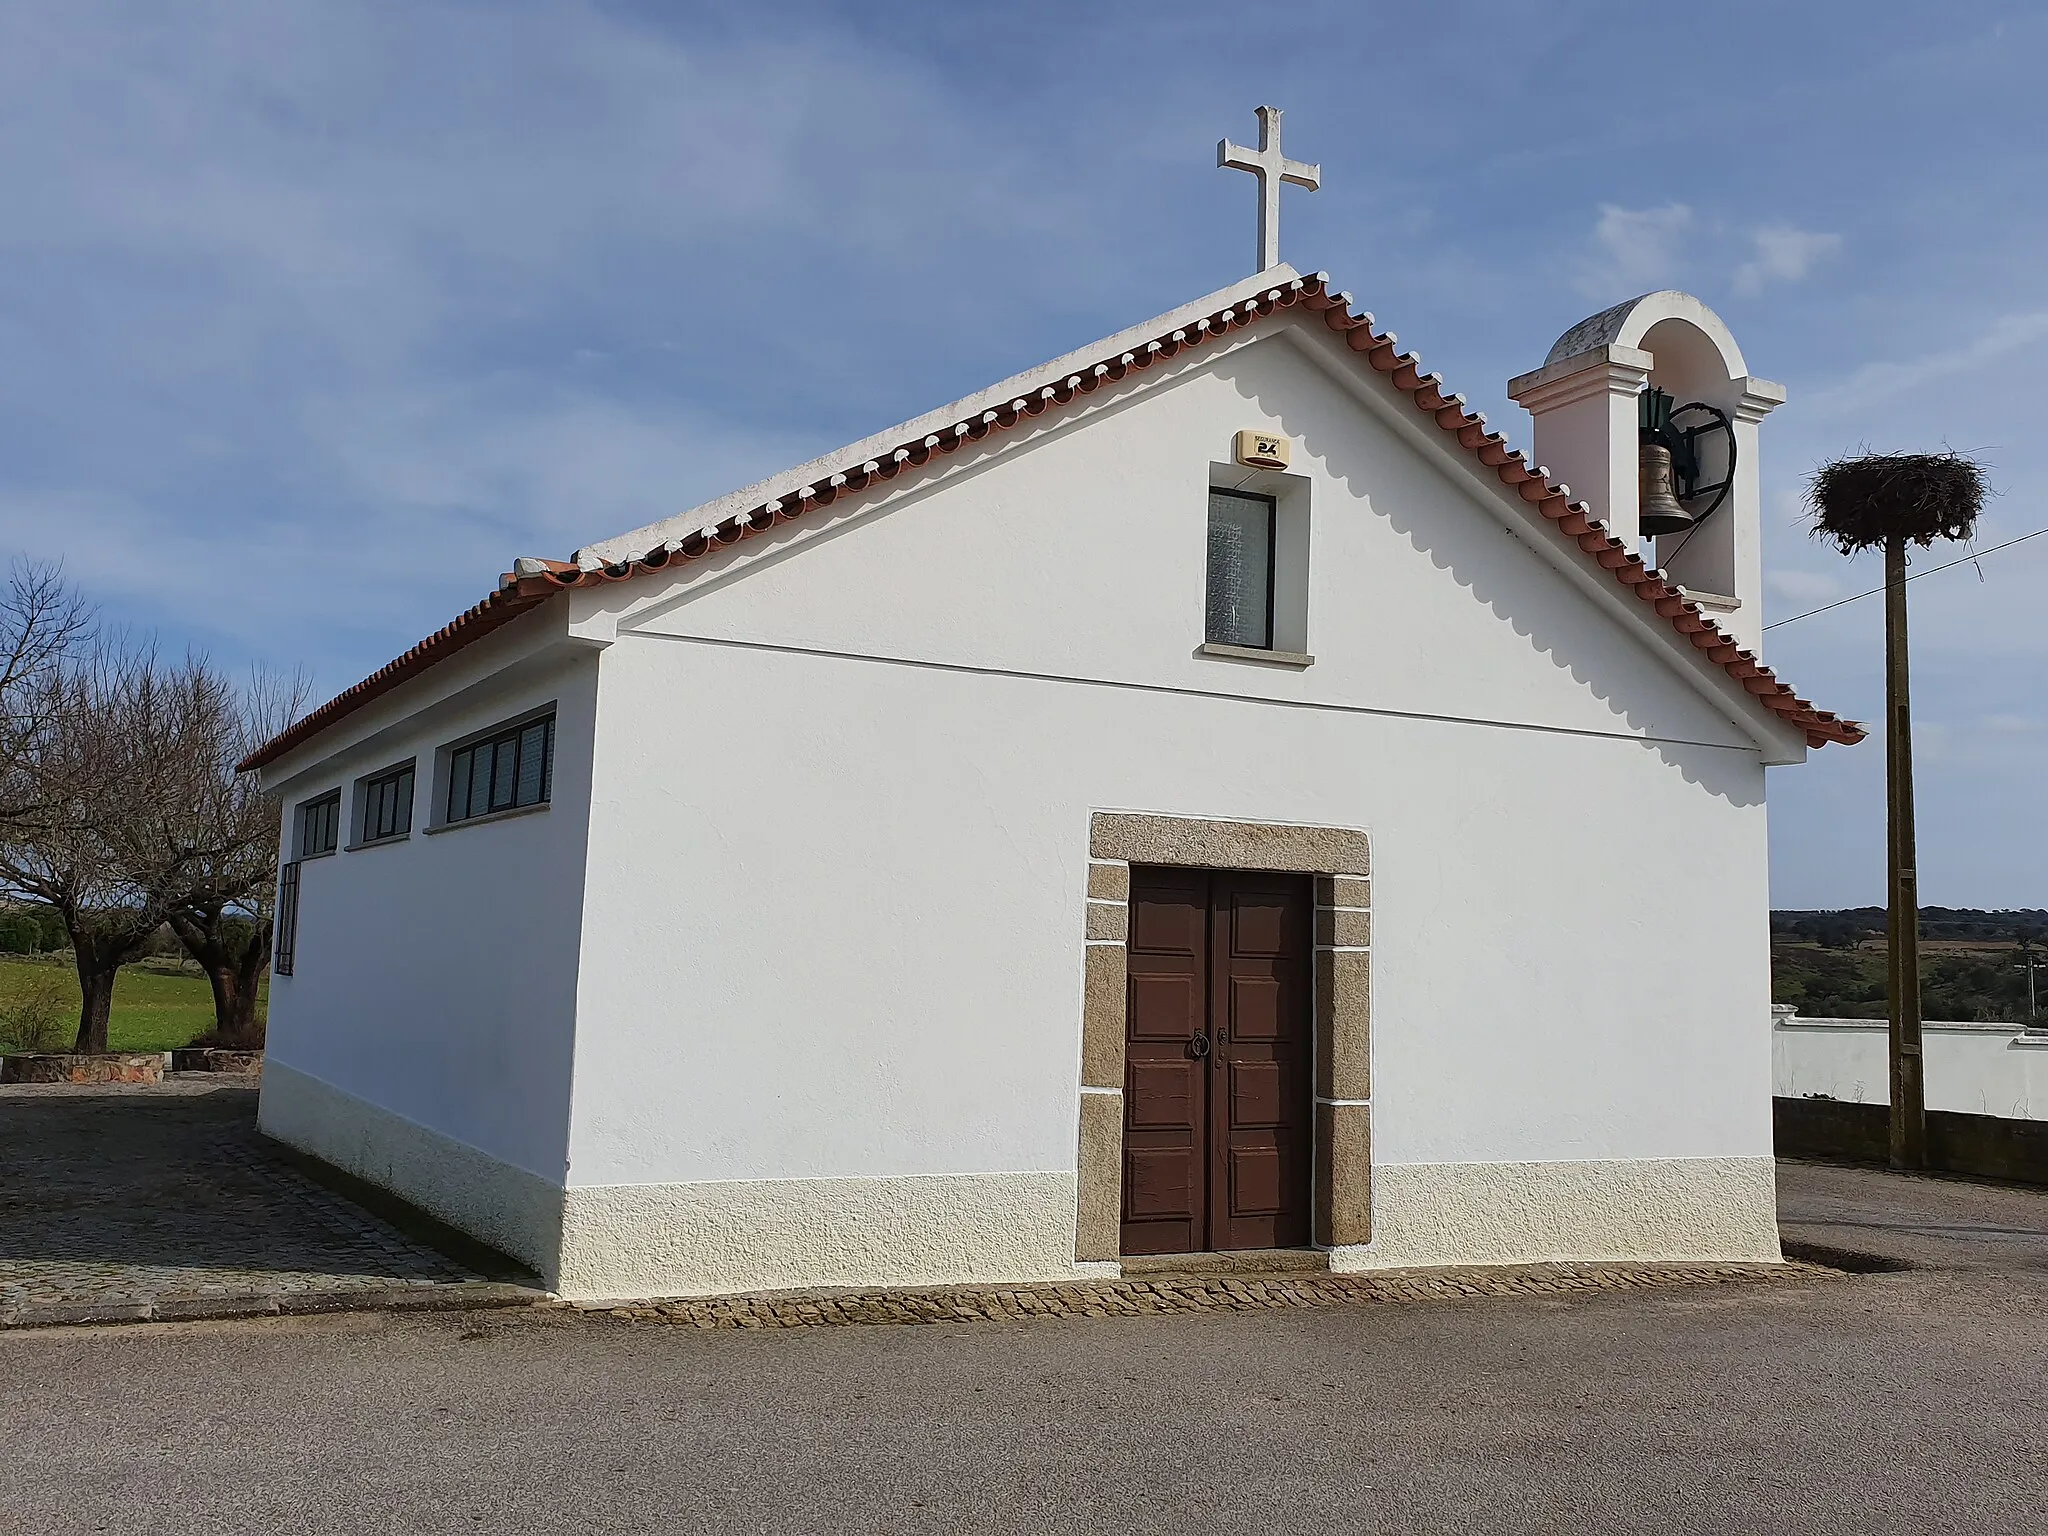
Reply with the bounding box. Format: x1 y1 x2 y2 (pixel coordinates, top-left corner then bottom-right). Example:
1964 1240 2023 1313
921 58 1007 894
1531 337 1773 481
1764 526 2048 631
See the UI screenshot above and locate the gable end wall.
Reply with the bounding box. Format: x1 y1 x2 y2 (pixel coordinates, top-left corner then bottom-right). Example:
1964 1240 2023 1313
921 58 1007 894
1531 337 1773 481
551 329 1779 1297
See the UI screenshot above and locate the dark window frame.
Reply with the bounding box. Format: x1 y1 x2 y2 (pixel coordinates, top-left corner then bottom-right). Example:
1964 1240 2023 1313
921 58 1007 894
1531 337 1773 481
1204 487 1278 650
444 712 555 826
296 791 340 860
355 761 416 847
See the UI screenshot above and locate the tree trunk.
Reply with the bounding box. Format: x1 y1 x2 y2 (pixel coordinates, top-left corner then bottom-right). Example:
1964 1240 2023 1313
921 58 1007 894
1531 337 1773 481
72 943 116 1055
203 964 246 1041
167 908 270 1045
63 909 158 1055
202 942 264 1044
1885 534 1927 1170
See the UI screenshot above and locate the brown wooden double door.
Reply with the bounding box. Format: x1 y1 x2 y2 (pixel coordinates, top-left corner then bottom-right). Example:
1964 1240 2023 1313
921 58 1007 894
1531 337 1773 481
1121 867 1313 1255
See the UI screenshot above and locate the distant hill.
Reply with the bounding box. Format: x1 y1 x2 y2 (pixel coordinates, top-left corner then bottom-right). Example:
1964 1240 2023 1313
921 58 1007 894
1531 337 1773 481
1772 907 2048 950
1770 908 2048 1022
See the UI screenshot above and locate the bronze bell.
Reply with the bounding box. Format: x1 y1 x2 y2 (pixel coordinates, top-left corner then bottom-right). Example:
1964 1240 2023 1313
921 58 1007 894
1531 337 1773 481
1638 440 1694 536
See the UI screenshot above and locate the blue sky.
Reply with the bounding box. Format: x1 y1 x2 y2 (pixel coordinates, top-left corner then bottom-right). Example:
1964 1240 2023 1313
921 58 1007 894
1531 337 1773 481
2 1 2043 909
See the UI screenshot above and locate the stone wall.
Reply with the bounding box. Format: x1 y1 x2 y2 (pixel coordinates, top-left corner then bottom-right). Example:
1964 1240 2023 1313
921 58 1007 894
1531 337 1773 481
1 1053 168 1085
1775 1095 2048 1187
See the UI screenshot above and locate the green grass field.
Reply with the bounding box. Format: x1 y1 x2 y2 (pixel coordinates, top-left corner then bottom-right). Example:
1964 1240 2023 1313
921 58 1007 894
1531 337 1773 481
0 956 264 1052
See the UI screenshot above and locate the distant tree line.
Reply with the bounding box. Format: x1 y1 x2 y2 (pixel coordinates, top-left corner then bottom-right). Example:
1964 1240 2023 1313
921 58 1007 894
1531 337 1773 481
1774 945 2044 1023
0 904 69 955
0 561 302 1052
1772 908 2048 950
1773 907 2048 1023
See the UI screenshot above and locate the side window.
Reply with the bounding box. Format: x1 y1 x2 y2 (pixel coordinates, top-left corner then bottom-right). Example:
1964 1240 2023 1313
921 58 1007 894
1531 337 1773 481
445 713 554 825
296 791 340 859
1205 489 1276 649
356 762 415 846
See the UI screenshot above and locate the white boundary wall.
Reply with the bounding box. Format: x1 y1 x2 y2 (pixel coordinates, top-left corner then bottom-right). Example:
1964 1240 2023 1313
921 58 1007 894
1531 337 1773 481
1773 1008 2048 1121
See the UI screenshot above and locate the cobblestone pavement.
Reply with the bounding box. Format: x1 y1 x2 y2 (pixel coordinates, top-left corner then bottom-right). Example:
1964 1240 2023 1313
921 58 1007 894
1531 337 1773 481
585 1257 1831 1329
0 1081 521 1324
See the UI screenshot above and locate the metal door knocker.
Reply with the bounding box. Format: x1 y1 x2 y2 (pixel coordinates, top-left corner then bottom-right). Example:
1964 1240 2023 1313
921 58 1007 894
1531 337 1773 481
1188 1034 1211 1059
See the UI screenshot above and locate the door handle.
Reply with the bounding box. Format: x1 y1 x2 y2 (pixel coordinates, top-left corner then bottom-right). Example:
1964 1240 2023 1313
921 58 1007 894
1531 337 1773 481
1188 1034 1210 1059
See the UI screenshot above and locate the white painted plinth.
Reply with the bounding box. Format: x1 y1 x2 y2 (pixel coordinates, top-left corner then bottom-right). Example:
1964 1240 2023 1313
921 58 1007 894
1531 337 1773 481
1330 1156 1783 1271
555 1171 1082 1301
258 1062 566 1279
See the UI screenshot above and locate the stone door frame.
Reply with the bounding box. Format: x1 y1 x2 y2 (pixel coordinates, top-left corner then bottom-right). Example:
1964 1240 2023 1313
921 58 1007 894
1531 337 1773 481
1077 812 1371 1262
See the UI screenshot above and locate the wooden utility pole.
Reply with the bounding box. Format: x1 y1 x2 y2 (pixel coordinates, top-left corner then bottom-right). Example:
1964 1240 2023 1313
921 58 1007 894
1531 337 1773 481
1885 534 1927 1169
1810 450 1983 1170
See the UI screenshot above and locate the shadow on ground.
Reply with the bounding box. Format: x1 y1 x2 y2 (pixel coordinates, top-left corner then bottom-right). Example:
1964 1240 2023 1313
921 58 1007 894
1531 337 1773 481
0 1082 536 1315
1776 1157 2048 1273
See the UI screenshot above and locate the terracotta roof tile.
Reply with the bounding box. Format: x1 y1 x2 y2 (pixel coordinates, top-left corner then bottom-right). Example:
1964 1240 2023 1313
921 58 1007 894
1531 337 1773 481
240 273 1863 771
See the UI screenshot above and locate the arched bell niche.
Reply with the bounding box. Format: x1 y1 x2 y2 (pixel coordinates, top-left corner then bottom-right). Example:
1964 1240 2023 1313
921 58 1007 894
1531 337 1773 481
1509 291 1786 653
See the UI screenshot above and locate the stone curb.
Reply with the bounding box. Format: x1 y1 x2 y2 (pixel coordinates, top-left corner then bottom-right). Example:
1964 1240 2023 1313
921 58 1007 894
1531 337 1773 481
576 1258 1843 1331
0 1263 1843 1335
0 1282 549 1331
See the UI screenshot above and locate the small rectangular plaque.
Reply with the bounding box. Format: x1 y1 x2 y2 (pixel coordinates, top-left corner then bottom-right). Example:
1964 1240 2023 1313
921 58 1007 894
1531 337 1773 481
1234 429 1291 469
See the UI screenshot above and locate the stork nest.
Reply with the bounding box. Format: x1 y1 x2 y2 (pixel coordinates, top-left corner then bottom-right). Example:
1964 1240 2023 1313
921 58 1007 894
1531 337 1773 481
1807 451 1985 553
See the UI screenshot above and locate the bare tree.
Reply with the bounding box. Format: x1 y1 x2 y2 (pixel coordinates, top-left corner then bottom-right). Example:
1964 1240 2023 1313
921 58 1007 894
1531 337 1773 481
149 668 307 1045
0 640 177 1051
0 561 307 1052
0 560 90 820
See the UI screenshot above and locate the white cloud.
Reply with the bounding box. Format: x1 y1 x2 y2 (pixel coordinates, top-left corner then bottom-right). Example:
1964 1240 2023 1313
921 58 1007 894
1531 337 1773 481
1802 310 2048 417
1577 210 1840 306
1578 202 1693 298
1732 225 1841 296
0 0 1087 690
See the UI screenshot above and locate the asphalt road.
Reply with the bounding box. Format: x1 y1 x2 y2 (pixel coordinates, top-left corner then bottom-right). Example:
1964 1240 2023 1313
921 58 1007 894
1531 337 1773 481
5 1163 2048 1535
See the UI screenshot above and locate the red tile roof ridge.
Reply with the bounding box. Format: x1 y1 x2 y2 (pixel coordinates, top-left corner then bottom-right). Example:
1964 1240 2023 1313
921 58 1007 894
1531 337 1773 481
240 268 1863 773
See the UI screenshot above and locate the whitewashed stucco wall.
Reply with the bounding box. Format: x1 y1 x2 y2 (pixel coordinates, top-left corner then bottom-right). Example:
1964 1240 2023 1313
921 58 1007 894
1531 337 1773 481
555 318 1784 1294
573 645 1771 1182
256 642 599 1268
1775 1014 2048 1121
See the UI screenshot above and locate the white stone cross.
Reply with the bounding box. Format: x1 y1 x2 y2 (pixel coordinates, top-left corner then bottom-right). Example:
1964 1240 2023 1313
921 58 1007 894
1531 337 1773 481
1218 105 1320 274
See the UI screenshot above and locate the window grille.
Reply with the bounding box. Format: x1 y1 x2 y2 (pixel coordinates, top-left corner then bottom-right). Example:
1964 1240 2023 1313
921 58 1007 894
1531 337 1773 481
446 714 554 825
1205 489 1276 648
274 861 300 977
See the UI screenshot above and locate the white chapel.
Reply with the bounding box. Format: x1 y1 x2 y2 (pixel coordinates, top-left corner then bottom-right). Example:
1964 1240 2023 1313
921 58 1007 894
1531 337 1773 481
243 110 1860 1299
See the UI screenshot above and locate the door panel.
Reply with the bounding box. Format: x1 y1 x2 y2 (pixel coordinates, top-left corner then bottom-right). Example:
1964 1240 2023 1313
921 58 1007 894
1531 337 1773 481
1127 975 1201 1040
1228 1060 1285 1126
1125 1148 1198 1221
1228 1146 1285 1215
1209 871 1313 1252
1122 866 1312 1256
1127 1061 1200 1129
1129 889 1206 952
1121 868 1209 1256
1228 889 1292 955
1226 976 1284 1040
